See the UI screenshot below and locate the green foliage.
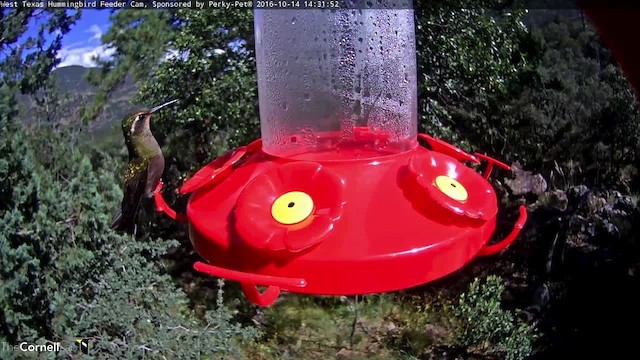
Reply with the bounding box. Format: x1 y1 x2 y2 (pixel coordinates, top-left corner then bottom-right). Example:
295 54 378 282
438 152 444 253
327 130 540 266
97 10 258 169
1 10 258 358
0 9 80 94
492 15 640 190
452 276 536 360
0 85 32 214
0 116 258 359
91 10 259 235
415 1 538 149
136 9 258 162
414 6 640 190
245 294 414 360
83 9 177 122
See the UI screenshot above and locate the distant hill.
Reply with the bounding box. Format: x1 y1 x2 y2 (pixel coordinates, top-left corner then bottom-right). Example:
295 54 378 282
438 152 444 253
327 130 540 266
52 65 96 93
18 65 138 139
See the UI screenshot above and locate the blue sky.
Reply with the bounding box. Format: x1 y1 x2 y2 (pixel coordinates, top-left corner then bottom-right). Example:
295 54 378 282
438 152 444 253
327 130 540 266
24 9 229 68
57 10 114 67
24 10 115 67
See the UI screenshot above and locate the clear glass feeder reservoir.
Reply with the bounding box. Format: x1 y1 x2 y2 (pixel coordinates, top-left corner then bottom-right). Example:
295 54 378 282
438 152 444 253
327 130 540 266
254 7 419 159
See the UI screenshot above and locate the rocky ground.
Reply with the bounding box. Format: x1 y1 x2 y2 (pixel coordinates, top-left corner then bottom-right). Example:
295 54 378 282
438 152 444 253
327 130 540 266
497 164 640 358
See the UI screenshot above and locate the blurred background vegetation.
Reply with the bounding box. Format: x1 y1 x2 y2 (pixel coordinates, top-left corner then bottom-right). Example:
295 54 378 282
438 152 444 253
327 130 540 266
2 1 639 359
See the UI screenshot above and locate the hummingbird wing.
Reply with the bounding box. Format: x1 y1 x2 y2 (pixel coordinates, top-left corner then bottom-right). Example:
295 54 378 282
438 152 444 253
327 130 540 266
110 158 148 234
144 153 165 197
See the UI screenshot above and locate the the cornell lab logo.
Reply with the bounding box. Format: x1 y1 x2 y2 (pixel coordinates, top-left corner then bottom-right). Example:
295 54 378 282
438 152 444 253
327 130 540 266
75 339 89 354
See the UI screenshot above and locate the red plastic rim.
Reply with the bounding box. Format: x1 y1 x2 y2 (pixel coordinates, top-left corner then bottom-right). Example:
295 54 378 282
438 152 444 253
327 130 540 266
179 146 247 194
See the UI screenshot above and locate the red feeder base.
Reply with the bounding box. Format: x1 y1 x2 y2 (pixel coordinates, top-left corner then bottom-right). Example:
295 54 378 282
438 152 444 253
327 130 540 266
154 130 527 306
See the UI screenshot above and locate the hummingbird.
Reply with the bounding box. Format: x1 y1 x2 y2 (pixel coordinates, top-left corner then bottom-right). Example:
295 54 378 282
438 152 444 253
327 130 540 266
110 99 178 234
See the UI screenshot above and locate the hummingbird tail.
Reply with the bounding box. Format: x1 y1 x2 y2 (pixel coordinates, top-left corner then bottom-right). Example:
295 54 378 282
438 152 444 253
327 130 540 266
110 210 137 235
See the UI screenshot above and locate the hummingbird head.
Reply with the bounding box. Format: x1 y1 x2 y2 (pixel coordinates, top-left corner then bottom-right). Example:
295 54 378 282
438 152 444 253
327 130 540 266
124 99 179 138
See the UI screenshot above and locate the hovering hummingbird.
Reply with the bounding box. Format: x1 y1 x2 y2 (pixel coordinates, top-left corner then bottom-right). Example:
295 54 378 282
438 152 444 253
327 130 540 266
110 99 179 234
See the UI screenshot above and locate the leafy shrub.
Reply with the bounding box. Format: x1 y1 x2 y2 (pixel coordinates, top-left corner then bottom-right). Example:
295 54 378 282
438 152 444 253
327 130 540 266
0 90 258 359
415 1 537 151
452 276 536 360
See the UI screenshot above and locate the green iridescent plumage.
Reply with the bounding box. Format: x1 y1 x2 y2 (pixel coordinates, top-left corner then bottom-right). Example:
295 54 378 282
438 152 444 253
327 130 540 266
110 100 178 234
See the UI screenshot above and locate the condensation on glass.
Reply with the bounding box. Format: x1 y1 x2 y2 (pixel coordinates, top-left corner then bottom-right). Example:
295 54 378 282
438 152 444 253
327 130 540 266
254 2 418 159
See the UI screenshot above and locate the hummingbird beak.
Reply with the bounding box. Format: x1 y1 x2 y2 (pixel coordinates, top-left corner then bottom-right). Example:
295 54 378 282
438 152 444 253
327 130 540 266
149 99 179 114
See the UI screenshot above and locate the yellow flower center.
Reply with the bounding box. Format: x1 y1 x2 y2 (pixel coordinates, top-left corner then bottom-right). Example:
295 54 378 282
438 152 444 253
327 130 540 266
271 191 315 225
434 175 468 202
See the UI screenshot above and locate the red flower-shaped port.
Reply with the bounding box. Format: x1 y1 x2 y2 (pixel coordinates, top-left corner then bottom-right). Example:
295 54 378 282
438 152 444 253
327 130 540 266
407 152 497 221
234 161 346 252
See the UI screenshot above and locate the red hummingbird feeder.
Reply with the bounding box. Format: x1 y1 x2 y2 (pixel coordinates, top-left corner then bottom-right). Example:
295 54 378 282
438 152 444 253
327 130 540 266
154 6 527 307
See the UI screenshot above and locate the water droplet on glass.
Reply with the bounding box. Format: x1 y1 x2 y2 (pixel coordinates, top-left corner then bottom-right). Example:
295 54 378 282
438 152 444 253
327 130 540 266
358 37 363 42
304 93 311 101
291 17 296 24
